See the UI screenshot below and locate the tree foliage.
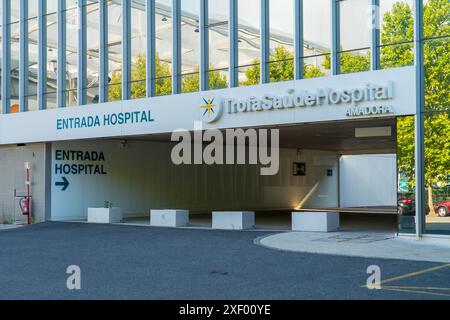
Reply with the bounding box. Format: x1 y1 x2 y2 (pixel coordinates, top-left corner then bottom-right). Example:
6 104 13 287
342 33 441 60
242 46 325 85
386 0 450 213
108 54 228 100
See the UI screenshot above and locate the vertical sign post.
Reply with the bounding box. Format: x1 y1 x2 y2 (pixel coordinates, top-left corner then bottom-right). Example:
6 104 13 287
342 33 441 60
25 162 31 225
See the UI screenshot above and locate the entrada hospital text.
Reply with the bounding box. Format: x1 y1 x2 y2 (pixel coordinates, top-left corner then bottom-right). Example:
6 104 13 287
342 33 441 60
55 150 107 175
56 110 154 130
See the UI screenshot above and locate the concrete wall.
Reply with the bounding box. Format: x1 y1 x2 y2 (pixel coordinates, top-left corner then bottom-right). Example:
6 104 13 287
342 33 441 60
0 143 50 223
51 140 339 221
339 154 397 207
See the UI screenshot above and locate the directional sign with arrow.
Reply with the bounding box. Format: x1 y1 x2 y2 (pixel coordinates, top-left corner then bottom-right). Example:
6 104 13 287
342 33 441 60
55 177 70 191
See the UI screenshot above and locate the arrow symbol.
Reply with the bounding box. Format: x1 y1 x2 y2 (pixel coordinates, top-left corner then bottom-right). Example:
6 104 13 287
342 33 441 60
55 177 70 191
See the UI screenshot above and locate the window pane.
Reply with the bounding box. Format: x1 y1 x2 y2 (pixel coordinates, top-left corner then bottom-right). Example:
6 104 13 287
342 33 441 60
155 0 172 96
181 0 200 93
28 0 39 19
304 54 331 78
397 115 416 234
339 0 371 51
66 6 78 107
238 0 260 86
268 58 294 82
208 69 228 90
131 0 147 99
380 42 414 69
238 64 258 86
107 1 122 101
424 37 450 111
66 0 78 11
28 16 39 111
269 0 294 82
424 111 450 235
380 0 414 45
27 95 38 111
86 2 100 105
0 25 2 113
46 12 58 109
269 0 293 58
423 0 450 39
47 0 58 14
11 1 20 24
208 0 229 72
10 22 20 112
303 0 331 56
339 49 371 74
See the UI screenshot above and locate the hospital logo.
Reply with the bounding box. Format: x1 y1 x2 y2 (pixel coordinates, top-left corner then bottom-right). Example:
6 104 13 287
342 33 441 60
199 98 222 123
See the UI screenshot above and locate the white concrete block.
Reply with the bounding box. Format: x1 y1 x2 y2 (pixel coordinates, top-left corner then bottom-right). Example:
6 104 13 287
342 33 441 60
212 211 255 230
88 207 123 224
292 212 340 232
150 210 189 227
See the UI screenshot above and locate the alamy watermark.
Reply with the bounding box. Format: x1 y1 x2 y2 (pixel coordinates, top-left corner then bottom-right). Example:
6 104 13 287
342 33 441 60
66 265 81 290
171 121 280 176
366 265 382 290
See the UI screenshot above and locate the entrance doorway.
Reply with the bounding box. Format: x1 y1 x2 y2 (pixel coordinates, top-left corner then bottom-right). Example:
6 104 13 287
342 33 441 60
276 117 398 232
50 117 399 233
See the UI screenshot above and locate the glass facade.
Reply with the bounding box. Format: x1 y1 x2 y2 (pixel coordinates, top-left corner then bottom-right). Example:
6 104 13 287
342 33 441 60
85 0 100 104
155 0 172 96
180 0 199 93
107 0 122 101
9 1 20 111
237 0 260 86
27 0 39 111
207 0 229 89
303 0 331 78
45 1 58 109
131 0 147 98
0 0 448 236
268 0 294 82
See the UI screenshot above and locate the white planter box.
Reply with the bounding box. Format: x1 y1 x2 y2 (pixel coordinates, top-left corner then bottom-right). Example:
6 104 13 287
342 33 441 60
88 207 123 224
150 209 189 227
212 211 255 230
292 212 340 232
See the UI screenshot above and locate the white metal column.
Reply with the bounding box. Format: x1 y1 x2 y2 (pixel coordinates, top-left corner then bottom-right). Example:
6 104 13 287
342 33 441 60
57 0 66 108
414 0 425 237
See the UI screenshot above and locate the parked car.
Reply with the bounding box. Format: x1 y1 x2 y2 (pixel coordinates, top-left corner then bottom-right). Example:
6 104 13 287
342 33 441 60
397 194 431 216
398 195 415 215
434 200 450 217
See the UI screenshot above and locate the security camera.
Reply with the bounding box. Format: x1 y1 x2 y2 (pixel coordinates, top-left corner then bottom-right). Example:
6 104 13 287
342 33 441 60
120 140 128 149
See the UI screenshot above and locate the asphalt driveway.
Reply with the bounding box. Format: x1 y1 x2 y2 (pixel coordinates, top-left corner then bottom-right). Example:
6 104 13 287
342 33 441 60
0 222 449 300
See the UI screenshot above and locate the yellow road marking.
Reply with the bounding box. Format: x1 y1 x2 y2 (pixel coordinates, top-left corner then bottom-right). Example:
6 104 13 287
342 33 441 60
383 285 450 291
362 263 450 288
379 263 450 285
381 287 450 298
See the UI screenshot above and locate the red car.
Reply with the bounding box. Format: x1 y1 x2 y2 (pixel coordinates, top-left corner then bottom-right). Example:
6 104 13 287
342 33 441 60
434 201 450 217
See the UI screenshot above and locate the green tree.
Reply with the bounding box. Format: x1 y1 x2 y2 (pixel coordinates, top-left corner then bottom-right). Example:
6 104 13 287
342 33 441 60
385 0 450 215
108 54 172 100
182 68 228 93
242 46 325 85
322 51 370 74
109 54 228 99
380 2 414 69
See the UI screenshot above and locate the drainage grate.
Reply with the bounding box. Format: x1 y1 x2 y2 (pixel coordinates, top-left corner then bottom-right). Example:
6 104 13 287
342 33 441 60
313 234 395 243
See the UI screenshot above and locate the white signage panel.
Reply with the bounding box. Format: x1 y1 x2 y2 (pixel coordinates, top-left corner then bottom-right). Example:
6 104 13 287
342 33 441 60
0 67 415 145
